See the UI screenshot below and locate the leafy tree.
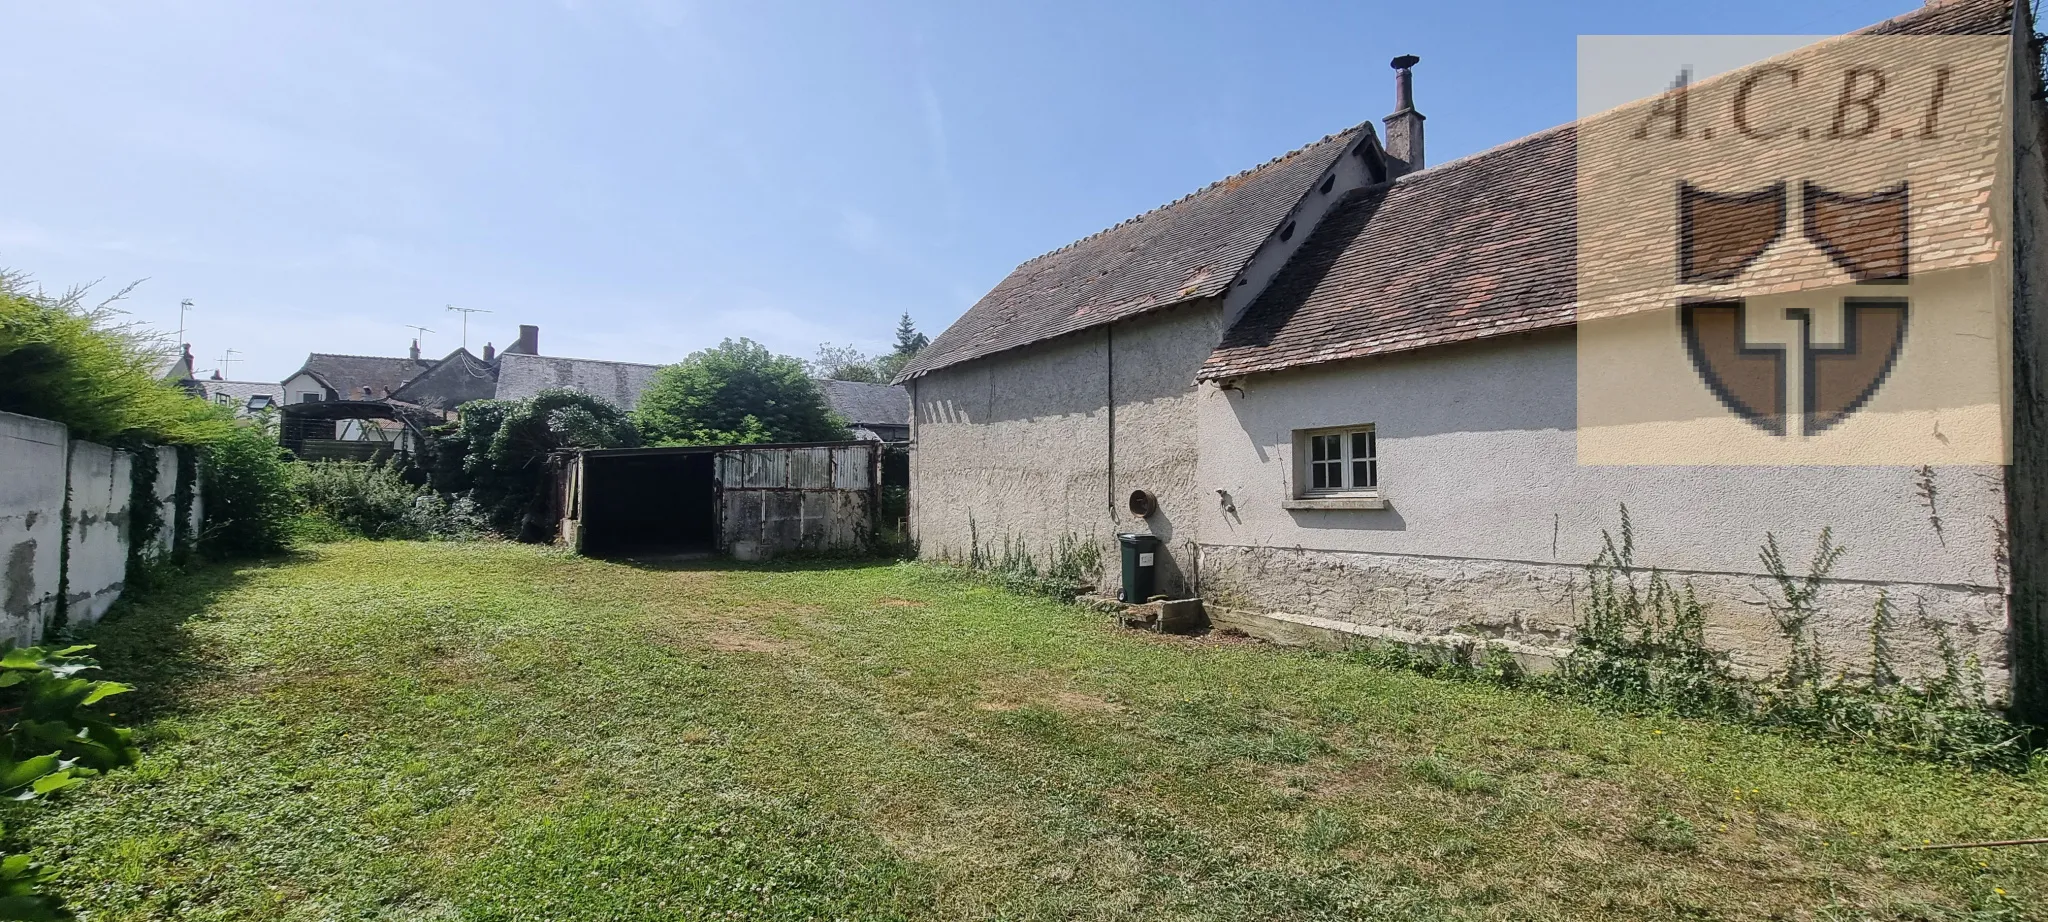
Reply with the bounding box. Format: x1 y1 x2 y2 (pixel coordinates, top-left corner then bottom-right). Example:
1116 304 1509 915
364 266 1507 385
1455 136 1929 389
429 389 640 538
809 343 882 383
636 339 849 446
875 350 912 382
0 271 229 446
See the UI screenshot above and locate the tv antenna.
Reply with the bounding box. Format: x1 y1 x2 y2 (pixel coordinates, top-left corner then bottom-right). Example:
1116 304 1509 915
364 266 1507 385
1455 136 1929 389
176 298 194 345
445 305 491 348
406 324 435 342
216 348 241 378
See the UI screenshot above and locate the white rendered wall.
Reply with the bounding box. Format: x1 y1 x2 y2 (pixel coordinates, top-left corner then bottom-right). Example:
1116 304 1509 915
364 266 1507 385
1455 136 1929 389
63 441 132 629
1196 327 2008 688
910 302 1225 595
0 412 69 643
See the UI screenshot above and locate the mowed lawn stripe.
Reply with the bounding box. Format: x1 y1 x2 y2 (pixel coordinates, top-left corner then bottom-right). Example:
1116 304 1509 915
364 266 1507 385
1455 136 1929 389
12 541 2045 921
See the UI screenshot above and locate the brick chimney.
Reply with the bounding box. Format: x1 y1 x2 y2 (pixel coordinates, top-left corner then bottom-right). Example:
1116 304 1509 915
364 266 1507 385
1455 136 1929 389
483 342 496 361
507 324 539 356
409 339 421 361
1384 55 1426 177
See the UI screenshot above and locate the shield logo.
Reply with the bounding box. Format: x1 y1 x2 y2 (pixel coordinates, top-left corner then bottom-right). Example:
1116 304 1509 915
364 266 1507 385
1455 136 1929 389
1677 182 1910 437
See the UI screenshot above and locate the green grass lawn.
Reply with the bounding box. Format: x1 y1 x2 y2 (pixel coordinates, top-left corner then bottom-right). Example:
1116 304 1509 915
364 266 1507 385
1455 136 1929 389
13 541 2047 921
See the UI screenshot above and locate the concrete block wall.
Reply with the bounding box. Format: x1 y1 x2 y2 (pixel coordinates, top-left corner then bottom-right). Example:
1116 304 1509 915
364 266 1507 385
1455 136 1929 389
0 410 201 643
152 446 178 558
0 412 69 643
64 441 132 629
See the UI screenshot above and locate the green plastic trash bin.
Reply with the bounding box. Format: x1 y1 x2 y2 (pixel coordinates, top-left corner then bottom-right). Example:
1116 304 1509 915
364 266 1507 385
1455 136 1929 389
1118 533 1161 604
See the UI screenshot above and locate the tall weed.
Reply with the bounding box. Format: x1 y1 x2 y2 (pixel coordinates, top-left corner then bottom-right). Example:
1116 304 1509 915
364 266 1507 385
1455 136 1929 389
1553 507 2036 771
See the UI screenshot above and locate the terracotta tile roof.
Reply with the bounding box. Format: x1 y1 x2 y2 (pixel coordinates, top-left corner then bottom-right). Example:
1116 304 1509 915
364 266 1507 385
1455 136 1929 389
1201 0 2015 381
1861 0 2013 34
1203 127 1577 379
895 125 1374 381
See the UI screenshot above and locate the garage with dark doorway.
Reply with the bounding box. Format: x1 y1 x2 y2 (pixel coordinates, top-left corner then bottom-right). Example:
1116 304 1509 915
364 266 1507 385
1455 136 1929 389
575 448 717 556
556 442 881 560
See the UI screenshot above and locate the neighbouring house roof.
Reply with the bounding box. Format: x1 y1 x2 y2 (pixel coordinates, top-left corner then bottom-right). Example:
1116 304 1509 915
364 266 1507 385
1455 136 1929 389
895 125 1375 382
1202 0 2014 381
389 348 500 412
493 352 663 409
288 353 435 400
156 347 194 382
198 379 281 409
818 379 910 428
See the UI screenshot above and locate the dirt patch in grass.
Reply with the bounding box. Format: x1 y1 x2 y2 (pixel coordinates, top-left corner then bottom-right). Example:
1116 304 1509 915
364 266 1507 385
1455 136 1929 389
974 674 1123 716
877 598 926 607
642 618 797 656
704 629 791 654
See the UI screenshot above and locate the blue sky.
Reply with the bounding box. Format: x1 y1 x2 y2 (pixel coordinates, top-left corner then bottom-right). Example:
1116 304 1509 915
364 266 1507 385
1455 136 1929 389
1 0 1924 382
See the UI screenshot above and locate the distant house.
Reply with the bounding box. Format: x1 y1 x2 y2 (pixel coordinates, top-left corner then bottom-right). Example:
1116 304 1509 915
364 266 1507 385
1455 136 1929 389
491 352 662 409
282 353 435 405
157 344 196 385
818 379 909 441
280 324 669 448
157 344 208 397
196 377 281 418
381 325 663 411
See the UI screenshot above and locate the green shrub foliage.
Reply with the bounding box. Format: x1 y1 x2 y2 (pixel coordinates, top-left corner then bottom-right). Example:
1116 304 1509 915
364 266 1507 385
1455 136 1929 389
636 338 850 446
425 389 640 538
291 461 483 541
0 271 228 446
0 643 139 920
199 425 300 558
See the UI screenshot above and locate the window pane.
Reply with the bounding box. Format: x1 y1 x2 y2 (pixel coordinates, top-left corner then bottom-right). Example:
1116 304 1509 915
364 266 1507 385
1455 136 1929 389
1354 459 1371 488
1369 459 1378 487
1311 462 1330 489
1351 431 1372 462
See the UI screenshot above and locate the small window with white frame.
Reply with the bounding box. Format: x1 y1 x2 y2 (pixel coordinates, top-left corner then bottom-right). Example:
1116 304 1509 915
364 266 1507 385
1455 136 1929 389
1298 425 1378 496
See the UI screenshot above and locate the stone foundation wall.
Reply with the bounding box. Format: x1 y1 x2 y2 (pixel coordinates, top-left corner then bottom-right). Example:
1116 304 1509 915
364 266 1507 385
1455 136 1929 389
1199 543 2011 699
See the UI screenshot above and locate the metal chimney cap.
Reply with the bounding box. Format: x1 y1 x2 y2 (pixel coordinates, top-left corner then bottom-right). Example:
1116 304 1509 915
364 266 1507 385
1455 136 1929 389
1391 54 1420 70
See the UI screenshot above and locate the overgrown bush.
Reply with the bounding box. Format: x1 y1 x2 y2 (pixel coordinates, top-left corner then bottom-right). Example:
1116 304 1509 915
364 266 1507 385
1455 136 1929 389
0 271 228 446
421 389 640 539
199 425 300 558
291 461 485 542
291 461 422 540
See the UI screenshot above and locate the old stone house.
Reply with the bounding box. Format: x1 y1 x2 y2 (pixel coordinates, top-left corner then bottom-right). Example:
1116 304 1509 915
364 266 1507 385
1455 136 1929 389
896 0 2048 718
